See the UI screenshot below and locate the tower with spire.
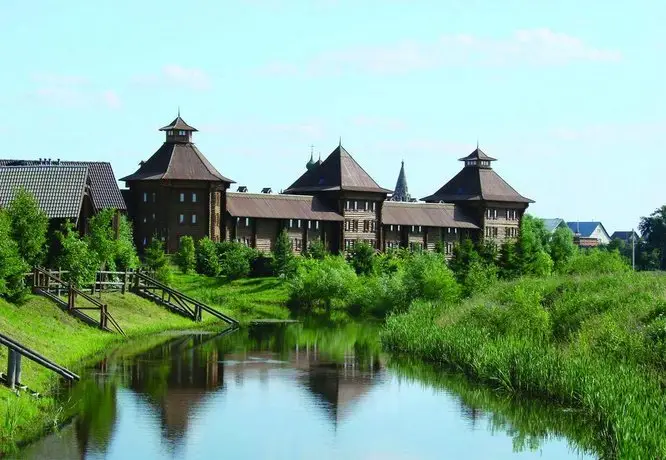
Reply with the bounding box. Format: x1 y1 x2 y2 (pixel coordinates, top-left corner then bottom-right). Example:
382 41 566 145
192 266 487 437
120 112 234 253
389 161 410 202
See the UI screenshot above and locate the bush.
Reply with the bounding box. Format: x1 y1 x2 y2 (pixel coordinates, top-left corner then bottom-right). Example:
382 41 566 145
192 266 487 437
462 261 497 297
56 222 98 287
565 249 630 276
273 229 293 276
86 208 139 271
347 241 376 275
404 252 460 305
195 237 220 276
174 236 196 273
216 241 256 280
0 210 29 301
304 239 328 260
7 188 49 266
287 256 357 313
251 253 275 277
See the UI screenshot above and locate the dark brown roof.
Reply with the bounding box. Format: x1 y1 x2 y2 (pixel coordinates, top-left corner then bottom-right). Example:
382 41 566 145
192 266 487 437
0 160 126 211
0 165 89 221
285 145 391 194
422 162 533 204
159 116 198 132
120 143 233 183
382 201 479 228
458 147 497 162
226 192 343 221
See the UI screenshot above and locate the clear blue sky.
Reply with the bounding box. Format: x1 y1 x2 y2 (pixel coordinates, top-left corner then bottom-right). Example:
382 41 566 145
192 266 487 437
1 0 663 233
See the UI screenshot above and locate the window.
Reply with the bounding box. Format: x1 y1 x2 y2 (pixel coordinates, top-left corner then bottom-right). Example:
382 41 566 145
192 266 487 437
345 200 351 211
142 237 147 247
143 192 148 203
180 193 185 203
364 201 369 211
152 192 156 203
142 216 147 223
446 242 454 255
179 130 186 136
493 227 498 238
179 214 185 224
152 213 155 221
371 202 376 212
192 214 197 224
354 201 358 210
344 239 355 250
167 131 173 136
315 221 319 230
297 220 301 228
493 209 497 219
353 220 359 232
192 192 197 203
245 217 250 226
363 220 369 232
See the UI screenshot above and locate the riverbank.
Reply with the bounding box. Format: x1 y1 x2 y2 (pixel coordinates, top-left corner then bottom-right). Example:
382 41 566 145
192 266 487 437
0 291 231 454
381 271 666 458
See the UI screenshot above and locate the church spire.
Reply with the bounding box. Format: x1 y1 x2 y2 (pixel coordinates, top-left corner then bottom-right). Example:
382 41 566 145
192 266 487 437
390 160 410 201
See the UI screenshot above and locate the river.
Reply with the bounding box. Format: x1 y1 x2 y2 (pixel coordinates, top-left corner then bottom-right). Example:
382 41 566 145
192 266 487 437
19 322 597 459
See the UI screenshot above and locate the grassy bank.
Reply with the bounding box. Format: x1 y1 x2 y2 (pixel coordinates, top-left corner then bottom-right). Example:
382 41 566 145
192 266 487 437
382 271 666 458
170 272 290 323
0 291 229 454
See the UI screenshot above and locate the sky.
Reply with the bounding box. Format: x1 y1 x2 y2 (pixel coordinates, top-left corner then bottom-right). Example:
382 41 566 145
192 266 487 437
1 0 664 233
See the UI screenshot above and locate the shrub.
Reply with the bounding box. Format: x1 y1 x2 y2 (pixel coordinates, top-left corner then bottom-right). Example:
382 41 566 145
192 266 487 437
303 239 328 260
273 229 293 276
143 236 172 284
462 260 497 297
449 238 480 283
549 226 576 272
287 256 357 313
347 241 376 276
404 252 460 305
216 241 255 280
251 253 275 277
195 237 220 276
174 236 196 273
86 209 139 271
564 249 630 276
56 222 98 287
498 241 520 280
0 210 28 301
7 188 49 266
376 250 406 275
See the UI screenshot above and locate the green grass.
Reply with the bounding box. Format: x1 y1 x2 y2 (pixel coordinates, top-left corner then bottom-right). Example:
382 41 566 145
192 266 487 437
382 271 666 459
170 271 290 323
0 291 229 454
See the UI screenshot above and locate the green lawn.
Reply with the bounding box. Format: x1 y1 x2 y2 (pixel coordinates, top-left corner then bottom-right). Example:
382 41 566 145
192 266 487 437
170 272 291 323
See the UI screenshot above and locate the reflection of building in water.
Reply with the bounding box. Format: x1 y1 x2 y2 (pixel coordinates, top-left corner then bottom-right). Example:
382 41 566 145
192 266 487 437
126 334 224 446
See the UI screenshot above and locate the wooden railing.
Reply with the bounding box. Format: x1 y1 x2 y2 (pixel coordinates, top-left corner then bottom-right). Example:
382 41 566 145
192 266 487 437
0 331 79 390
133 271 239 327
32 267 126 336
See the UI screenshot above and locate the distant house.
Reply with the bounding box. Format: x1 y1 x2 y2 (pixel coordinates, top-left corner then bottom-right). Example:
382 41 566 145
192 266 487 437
541 218 569 233
0 159 126 234
611 230 640 244
567 221 611 247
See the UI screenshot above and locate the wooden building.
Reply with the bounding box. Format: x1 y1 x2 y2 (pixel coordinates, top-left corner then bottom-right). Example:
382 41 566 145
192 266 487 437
567 221 611 247
119 116 533 255
422 147 533 246
120 115 234 253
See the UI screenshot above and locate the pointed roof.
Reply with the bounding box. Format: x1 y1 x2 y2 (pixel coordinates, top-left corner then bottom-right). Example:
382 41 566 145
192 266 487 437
458 147 496 162
159 116 198 132
120 143 233 182
422 148 533 204
285 144 391 194
389 161 410 202
306 153 316 171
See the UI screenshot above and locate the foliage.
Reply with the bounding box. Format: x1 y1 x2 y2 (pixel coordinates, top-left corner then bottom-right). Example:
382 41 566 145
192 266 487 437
55 222 98 287
564 248 630 276
461 260 497 297
375 249 407 276
498 241 520 280
448 238 480 283
347 241 376 276
143 236 171 284
195 237 220 277
0 211 28 301
639 205 666 269
216 241 256 280
517 215 552 276
86 209 139 271
403 252 460 306
272 229 293 276
287 256 357 313
7 188 48 266
476 240 498 266
549 226 576 272
303 239 328 260
174 236 196 273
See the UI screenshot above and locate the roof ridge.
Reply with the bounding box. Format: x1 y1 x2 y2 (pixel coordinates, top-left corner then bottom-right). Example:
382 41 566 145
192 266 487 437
162 143 177 180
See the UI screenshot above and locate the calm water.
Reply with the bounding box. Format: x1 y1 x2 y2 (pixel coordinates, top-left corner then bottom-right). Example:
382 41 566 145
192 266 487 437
19 323 597 460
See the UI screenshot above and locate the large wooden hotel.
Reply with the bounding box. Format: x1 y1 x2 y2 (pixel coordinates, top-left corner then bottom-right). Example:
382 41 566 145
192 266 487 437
0 114 533 257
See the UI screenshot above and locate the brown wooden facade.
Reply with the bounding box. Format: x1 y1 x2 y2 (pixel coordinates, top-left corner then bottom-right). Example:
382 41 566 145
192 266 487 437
121 117 532 255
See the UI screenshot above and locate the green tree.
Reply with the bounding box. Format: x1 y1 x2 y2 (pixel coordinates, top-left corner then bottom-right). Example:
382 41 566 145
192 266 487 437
517 214 550 276
498 241 520 279
448 238 480 283
273 229 293 276
56 222 98 287
195 237 220 276
462 260 498 297
86 209 139 271
143 236 171 284
348 241 376 276
476 240 499 267
639 206 666 269
549 226 576 272
0 210 29 300
174 236 196 273
216 241 254 280
304 239 328 260
7 188 49 266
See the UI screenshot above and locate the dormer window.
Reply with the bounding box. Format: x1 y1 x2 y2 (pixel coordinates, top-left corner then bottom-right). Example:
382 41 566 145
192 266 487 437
167 131 173 136
179 130 186 136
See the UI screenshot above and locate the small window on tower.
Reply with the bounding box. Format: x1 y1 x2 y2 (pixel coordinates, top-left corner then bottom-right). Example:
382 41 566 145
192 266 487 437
192 214 197 224
179 130 186 136
180 193 185 203
143 192 148 203
179 214 185 224
192 192 197 203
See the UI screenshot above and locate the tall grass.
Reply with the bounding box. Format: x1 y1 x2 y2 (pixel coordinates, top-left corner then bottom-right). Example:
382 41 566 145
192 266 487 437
382 272 666 458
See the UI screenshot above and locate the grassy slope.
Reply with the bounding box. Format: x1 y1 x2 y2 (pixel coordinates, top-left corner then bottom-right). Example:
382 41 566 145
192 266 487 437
170 272 290 323
0 291 225 453
382 271 666 459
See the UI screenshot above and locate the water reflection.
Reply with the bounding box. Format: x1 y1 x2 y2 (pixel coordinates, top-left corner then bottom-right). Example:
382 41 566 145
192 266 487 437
20 323 596 460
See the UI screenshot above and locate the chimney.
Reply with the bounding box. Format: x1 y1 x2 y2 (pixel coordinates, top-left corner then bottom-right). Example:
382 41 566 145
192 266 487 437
261 187 272 194
237 186 248 193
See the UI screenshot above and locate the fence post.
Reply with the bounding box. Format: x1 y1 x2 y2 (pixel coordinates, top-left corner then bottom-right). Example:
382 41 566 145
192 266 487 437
57 268 62 297
122 269 128 294
68 284 75 311
6 349 16 390
100 305 106 330
14 354 21 387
